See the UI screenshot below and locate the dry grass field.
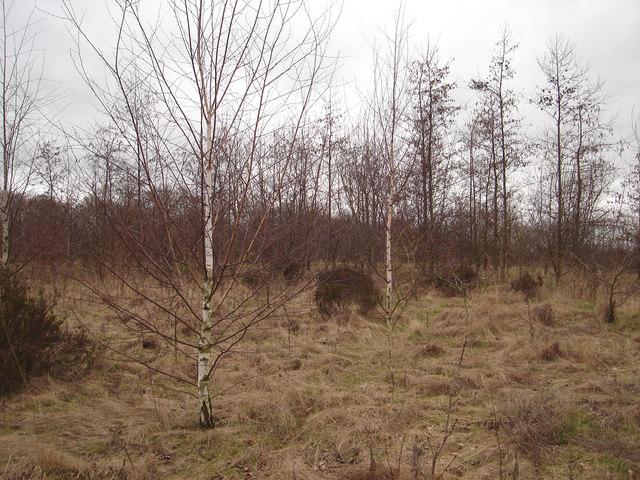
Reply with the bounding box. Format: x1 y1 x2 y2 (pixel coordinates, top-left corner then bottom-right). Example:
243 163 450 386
2 270 640 479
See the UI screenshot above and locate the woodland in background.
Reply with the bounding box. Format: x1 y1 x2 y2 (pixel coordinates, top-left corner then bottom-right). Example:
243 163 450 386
8 31 639 282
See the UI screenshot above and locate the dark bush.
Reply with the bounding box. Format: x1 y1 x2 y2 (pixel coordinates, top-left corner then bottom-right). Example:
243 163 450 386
433 265 478 297
511 272 542 300
314 267 379 316
0 269 92 395
282 261 307 283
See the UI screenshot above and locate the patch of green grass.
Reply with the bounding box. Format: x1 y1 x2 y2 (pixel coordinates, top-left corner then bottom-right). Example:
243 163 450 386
577 302 596 312
436 335 459 346
0 423 21 433
620 314 640 331
408 329 424 342
468 339 489 349
393 324 407 334
84 441 108 455
597 453 631 473
25 399 63 414
338 372 367 388
187 432 246 464
562 410 600 440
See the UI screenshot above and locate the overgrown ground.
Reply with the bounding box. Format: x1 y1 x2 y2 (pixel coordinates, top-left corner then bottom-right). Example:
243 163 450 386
2 270 640 479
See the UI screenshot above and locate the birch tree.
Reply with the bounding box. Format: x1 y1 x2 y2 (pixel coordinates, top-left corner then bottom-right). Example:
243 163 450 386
1 0 45 267
64 0 331 428
368 8 410 352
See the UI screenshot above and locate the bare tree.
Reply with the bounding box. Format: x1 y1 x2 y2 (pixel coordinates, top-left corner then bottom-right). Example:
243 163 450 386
407 40 458 276
535 34 615 281
368 6 411 352
633 113 640 267
471 26 524 279
1 0 47 267
459 114 486 268
622 110 640 273
64 0 332 428
337 119 386 264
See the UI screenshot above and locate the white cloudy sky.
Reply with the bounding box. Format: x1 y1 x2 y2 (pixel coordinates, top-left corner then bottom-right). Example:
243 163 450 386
9 0 640 153
334 0 639 135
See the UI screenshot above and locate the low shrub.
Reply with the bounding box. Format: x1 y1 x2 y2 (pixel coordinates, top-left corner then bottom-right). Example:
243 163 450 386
282 261 308 283
0 269 93 395
511 272 542 300
433 265 478 297
314 266 379 316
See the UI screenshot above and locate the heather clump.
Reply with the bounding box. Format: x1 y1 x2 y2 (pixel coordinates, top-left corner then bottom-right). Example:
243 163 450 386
314 267 379 316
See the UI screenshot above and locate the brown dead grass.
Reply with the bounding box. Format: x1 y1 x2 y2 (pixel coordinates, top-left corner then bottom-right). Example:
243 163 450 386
2 270 640 479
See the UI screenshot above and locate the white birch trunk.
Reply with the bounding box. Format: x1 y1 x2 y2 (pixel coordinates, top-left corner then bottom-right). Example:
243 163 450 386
1 186 8 266
198 117 214 428
385 166 394 351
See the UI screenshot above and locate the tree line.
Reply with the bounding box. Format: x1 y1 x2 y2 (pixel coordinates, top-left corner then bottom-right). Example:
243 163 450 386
5 29 635 279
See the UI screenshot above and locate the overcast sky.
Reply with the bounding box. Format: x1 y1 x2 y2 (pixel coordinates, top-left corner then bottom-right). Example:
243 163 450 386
9 0 640 159
334 0 639 139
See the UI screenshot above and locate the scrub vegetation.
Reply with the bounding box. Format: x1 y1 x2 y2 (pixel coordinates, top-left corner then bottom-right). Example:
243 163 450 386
2 267 639 479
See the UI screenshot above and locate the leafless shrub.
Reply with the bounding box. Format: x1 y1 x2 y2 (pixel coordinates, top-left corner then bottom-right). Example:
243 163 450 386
422 339 467 479
572 252 639 325
433 265 478 297
347 466 388 480
239 268 270 289
141 336 159 350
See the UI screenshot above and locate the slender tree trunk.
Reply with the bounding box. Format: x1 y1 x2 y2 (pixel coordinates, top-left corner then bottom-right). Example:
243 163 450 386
0 186 8 266
499 91 508 281
491 127 499 265
2 60 9 267
467 123 478 267
386 96 396 353
1 14 8 268
198 116 215 428
501 162 507 279
574 106 583 253
385 17 401 354
555 88 563 284
385 160 394 351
